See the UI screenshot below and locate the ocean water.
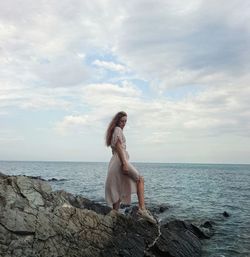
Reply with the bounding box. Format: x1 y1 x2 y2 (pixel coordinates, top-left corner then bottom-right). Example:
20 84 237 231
0 161 249 257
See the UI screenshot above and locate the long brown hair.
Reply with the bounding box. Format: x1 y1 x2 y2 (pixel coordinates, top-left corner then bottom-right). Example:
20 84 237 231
105 111 127 146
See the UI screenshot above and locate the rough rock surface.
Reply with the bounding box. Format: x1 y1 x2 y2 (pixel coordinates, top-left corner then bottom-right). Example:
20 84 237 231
0 172 212 257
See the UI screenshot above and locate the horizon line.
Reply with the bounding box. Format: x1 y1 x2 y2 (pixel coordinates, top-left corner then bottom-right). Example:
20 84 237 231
0 160 250 165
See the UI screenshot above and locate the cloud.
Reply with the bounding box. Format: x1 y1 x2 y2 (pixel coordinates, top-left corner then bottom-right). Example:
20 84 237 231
114 0 250 89
33 55 91 88
53 82 143 134
54 79 250 144
2 0 249 95
83 81 141 99
0 79 72 110
0 0 125 102
55 115 89 135
1 0 249 92
93 60 129 73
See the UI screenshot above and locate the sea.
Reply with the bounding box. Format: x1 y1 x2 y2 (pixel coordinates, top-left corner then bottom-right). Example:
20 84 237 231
0 161 249 257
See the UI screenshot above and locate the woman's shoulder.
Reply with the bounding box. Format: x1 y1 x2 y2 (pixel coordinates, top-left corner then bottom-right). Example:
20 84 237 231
113 126 123 136
114 126 122 132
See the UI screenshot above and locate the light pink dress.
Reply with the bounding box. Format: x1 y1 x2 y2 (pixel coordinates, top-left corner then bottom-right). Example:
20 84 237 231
105 126 140 206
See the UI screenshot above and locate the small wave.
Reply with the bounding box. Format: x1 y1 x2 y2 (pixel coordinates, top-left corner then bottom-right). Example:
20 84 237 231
237 234 250 240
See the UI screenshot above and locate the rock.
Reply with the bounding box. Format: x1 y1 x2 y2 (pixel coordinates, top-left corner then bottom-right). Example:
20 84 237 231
223 211 230 217
47 178 67 182
190 221 215 239
147 203 170 214
202 221 213 228
0 172 212 257
3 174 67 183
148 220 202 257
26 175 67 182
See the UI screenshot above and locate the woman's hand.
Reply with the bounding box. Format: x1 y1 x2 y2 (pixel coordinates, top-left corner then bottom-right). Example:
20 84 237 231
122 162 129 174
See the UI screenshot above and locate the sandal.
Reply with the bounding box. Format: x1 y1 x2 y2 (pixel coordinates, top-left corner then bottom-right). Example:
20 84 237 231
137 208 157 224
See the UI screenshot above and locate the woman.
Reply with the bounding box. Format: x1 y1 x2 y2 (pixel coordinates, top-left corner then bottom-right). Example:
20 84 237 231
105 111 156 223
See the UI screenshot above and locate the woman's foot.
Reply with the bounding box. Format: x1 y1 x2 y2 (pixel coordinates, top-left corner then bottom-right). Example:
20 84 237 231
137 208 157 224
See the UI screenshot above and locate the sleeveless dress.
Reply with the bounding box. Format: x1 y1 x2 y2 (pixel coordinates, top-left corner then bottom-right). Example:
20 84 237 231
105 126 140 206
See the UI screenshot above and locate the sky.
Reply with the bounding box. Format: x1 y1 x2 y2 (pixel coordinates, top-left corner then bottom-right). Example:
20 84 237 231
0 0 250 164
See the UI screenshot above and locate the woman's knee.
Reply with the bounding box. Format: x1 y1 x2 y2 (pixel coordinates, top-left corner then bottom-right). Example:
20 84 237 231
137 176 144 184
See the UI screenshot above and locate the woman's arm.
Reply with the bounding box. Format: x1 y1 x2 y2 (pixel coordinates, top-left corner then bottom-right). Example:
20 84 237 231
116 140 129 174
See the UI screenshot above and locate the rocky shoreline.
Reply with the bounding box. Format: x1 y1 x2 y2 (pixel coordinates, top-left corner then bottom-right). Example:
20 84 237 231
0 172 213 257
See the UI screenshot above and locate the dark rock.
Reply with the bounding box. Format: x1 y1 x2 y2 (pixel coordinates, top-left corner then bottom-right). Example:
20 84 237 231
48 178 67 182
159 204 169 213
148 220 202 257
202 221 213 228
13 174 67 182
25 175 47 181
0 172 209 257
191 223 214 239
185 220 215 239
48 177 58 181
223 211 230 217
148 203 170 214
27 175 67 182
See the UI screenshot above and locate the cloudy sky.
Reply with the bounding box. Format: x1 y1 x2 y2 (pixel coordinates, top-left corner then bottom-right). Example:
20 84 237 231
1 0 250 163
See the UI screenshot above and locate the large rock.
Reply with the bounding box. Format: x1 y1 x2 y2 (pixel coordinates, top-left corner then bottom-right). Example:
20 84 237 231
0 172 212 257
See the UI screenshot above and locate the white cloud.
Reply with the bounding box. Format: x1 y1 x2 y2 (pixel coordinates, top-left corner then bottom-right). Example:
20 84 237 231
20 97 71 110
93 60 129 73
0 80 72 110
83 82 141 99
55 115 89 135
54 80 250 145
0 0 126 103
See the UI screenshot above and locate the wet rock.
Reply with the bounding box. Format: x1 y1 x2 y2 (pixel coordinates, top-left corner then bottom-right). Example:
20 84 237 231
183 220 215 239
191 222 215 239
148 203 170 214
26 175 47 181
0 172 211 257
48 178 67 182
26 175 67 182
202 221 213 228
9 174 67 182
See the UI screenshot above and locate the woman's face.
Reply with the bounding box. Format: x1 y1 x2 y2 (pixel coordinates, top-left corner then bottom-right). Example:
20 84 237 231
118 115 127 129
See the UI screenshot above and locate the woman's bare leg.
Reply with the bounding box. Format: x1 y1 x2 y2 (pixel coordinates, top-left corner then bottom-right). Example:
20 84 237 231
137 176 145 210
113 199 121 210
136 176 156 223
